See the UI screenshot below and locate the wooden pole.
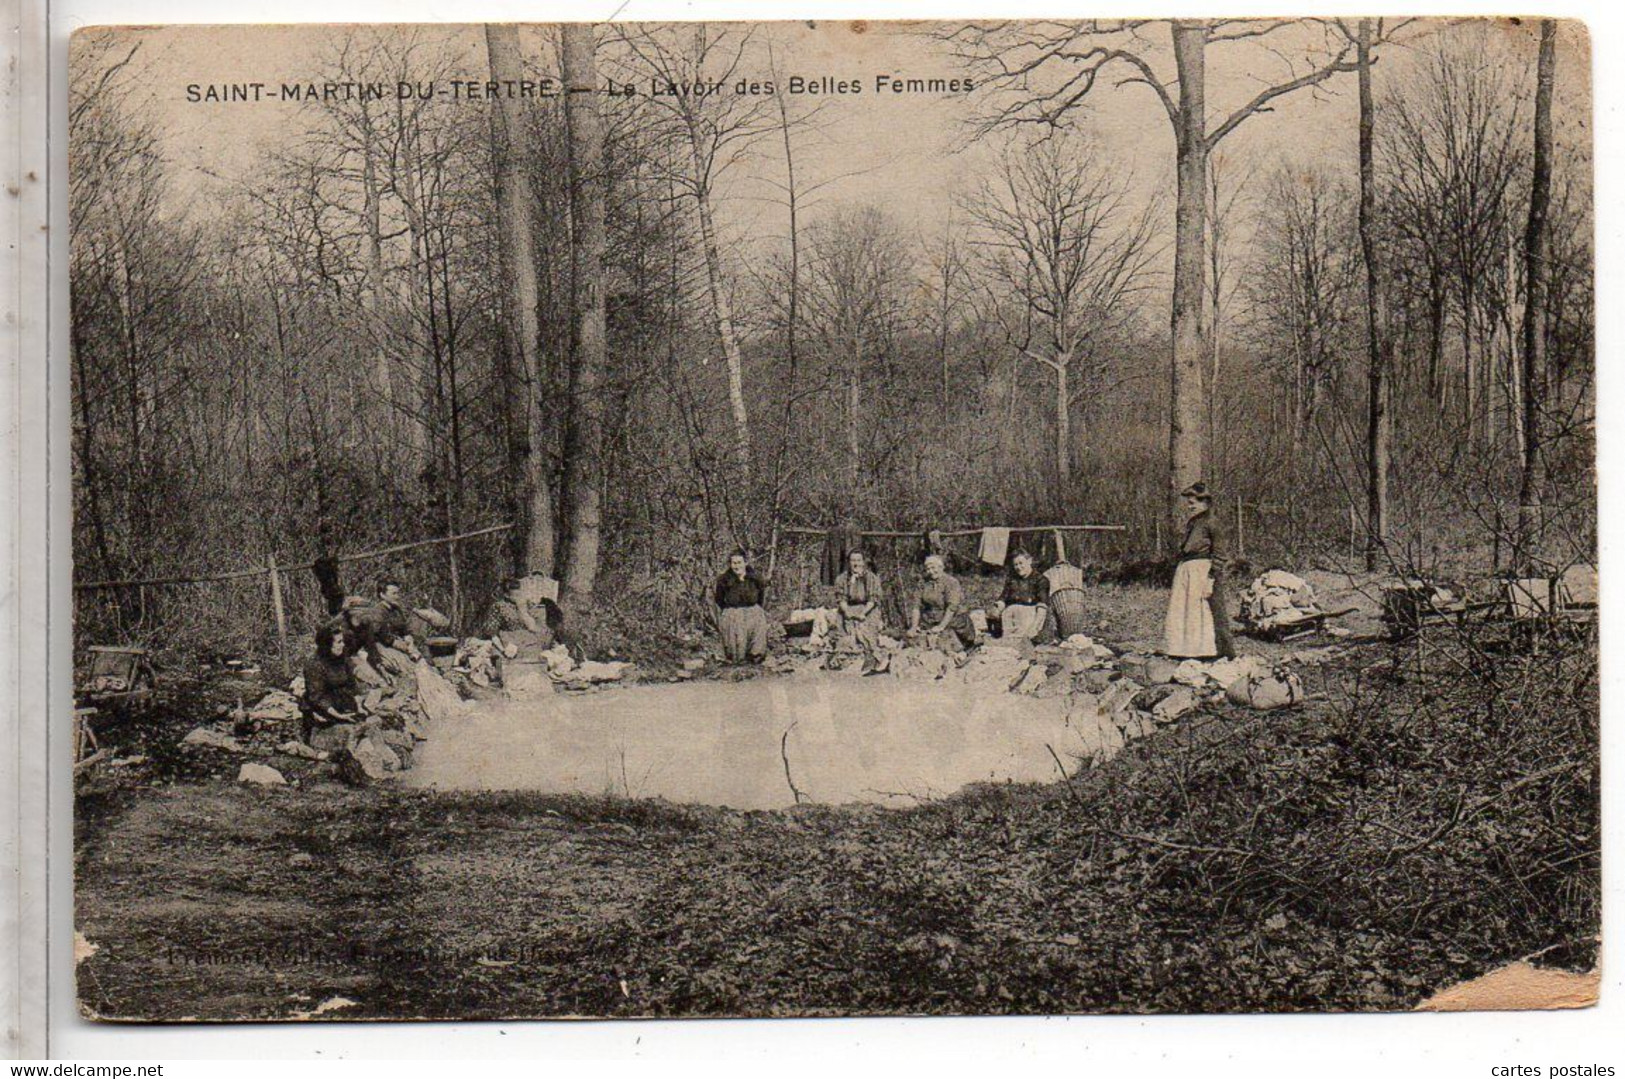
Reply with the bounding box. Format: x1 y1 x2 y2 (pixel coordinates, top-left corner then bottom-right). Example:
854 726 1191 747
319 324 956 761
775 523 1127 538
268 555 290 680
1235 500 1245 560
447 537 462 635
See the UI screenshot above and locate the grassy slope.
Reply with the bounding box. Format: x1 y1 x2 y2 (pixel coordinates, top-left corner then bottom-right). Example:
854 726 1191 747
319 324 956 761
75 586 1599 1021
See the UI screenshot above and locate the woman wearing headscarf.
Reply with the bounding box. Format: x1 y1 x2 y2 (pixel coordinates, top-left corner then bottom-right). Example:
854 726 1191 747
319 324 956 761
1165 482 1235 659
713 550 770 664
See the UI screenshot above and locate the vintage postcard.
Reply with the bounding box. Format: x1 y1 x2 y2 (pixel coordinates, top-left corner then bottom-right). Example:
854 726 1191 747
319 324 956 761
69 18 1596 1021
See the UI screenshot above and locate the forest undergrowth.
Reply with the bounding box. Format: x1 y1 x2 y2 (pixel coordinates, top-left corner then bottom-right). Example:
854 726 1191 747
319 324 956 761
75 586 1599 1019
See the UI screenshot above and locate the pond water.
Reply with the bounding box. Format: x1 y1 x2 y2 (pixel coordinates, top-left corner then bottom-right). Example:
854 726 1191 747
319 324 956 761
408 674 1102 810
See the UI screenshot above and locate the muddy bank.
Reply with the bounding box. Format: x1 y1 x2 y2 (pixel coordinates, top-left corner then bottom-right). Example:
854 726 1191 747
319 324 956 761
75 583 1597 1021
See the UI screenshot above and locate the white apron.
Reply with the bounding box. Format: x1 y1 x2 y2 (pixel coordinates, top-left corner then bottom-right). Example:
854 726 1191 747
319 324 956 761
1166 558 1216 658
1001 603 1047 641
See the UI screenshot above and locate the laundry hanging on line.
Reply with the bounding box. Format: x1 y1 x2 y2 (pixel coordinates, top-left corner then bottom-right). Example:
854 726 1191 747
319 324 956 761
978 527 1011 566
820 525 860 586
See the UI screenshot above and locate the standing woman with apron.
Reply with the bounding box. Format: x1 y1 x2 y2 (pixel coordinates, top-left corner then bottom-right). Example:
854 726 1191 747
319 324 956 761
1165 482 1235 659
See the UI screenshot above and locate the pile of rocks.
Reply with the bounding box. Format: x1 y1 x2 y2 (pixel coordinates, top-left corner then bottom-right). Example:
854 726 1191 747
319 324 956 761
769 624 1308 726
179 657 470 787
1066 651 1308 766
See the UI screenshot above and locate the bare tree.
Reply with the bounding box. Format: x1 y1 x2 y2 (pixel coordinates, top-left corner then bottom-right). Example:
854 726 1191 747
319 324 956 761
559 23 608 603
486 25 556 574
1352 17 1393 569
964 133 1158 498
1246 167 1361 467
310 32 400 449
1384 30 1526 445
756 40 835 553
946 18 1361 520
613 24 776 482
1205 150 1250 490
70 35 204 585
802 205 916 515
924 217 973 428
1516 20 1557 565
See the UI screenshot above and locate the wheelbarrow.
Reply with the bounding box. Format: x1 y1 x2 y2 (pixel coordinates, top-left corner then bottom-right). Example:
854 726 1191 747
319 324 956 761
1241 607 1359 643
1502 564 1597 646
1381 580 1501 640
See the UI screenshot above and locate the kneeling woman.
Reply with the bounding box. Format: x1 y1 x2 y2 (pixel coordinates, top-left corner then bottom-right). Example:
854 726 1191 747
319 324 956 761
1165 482 1235 660
714 550 770 664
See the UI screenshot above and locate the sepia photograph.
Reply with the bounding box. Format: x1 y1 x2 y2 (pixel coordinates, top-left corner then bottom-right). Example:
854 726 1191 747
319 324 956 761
66 17 1598 1022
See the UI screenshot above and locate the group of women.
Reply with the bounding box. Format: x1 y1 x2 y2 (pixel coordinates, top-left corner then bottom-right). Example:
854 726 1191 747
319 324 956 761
300 577 427 750
709 480 1234 664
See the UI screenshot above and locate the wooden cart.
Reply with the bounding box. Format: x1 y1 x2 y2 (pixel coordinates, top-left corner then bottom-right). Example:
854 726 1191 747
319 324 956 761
78 645 157 707
1503 564 1597 641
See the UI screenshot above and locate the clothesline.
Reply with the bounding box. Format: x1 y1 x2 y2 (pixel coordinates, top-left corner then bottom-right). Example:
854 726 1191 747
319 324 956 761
779 524 1125 538
74 522 515 591
78 519 1126 591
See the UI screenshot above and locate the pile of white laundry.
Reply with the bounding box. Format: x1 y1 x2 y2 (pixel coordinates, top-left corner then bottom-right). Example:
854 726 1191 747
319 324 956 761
1239 570 1323 634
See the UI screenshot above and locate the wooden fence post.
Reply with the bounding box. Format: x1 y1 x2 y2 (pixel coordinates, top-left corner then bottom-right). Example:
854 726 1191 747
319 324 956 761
268 555 290 680
448 538 462 634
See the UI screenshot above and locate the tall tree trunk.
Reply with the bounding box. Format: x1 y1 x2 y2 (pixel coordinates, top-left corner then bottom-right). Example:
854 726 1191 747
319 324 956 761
485 24 555 574
847 339 862 510
1206 157 1226 490
1291 335 1306 465
767 61 802 551
442 257 466 627
1357 19 1391 571
1504 218 1526 454
361 105 394 446
939 255 952 427
1427 267 1446 406
395 131 438 487
1208 217 1222 490
1054 358 1072 494
1169 20 1210 519
560 23 607 604
1516 19 1556 566
1462 291 1477 445
692 166 753 481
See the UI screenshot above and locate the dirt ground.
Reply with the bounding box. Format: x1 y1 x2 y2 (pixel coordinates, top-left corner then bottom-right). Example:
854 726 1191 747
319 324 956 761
74 581 1598 1021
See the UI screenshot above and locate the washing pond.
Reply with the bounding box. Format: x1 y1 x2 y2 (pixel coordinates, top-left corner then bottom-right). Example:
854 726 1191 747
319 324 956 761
408 673 1106 810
